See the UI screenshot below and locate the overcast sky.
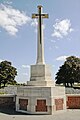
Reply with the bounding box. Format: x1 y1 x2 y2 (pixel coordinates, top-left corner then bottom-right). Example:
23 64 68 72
0 0 80 83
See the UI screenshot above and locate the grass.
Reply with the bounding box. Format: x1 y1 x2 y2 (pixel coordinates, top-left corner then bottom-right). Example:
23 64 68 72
0 92 7 95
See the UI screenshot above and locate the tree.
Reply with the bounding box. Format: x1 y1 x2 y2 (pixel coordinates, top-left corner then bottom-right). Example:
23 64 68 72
0 60 17 88
56 56 80 87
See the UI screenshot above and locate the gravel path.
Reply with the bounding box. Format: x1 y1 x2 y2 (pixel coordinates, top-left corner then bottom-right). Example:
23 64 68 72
0 109 80 120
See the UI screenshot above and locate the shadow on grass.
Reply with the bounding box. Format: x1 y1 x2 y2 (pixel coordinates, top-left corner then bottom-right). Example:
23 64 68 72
0 108 48 116
0 108 28 115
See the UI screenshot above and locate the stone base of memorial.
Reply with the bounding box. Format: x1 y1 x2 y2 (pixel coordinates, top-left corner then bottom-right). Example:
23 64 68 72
16 86 66 114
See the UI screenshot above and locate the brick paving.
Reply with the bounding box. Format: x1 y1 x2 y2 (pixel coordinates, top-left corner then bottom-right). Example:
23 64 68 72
0 109 80 120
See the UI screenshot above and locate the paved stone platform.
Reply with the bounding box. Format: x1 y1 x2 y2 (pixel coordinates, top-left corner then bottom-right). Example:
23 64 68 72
0 109 80 120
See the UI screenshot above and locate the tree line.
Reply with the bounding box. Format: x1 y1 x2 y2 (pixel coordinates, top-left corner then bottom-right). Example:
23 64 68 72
56 56 80 87
0 60 17 88
0 56 80 89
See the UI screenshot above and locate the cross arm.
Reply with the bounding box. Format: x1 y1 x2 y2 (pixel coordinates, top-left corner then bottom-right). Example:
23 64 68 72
32 14 39 18
32 13 49 19
42 14 49 18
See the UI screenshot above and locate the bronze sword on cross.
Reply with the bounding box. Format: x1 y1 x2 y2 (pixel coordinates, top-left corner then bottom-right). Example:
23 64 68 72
32 6 48 44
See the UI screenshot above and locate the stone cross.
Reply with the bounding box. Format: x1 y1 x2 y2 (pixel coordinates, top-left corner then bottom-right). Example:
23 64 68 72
32 5 48 64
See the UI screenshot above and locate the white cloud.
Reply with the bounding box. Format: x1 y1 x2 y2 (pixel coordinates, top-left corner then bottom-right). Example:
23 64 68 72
31 19 45 33
31 19 38 33
22 65 30 69
31 19 38 27
52 19 74 38
0 4 31 35
51 40 56 43
56 56 69 61
0 59 3 62
3 1 12 5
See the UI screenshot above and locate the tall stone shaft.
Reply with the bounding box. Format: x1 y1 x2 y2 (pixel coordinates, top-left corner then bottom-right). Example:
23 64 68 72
27 5 55 87
32 5 48 64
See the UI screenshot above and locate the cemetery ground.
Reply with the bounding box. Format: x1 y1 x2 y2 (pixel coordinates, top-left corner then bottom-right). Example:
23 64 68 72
0 109 80 120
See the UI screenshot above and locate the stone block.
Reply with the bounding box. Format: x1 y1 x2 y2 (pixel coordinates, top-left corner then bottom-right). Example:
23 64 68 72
16 86 66 114
27 64 55 86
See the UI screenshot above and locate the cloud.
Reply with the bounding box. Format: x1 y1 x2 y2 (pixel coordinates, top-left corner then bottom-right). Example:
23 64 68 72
22 65 30 69
0 59 3 62
51 40 56 43
31 19 45 33
31 19 38 27
56 56 69 61
52 19 74 38
31 19 38 33
3 1 12 5
0 4 31 35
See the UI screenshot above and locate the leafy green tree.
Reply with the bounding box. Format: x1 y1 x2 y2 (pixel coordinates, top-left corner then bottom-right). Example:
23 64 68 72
0 60 17 88
56 56 80 87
